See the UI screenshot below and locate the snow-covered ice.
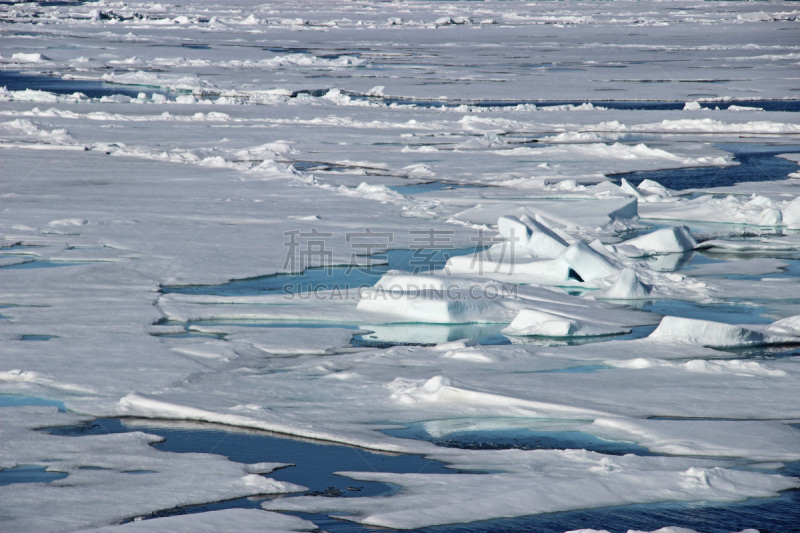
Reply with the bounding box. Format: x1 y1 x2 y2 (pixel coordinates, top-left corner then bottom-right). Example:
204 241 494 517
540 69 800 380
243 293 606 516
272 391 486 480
2 0 800 531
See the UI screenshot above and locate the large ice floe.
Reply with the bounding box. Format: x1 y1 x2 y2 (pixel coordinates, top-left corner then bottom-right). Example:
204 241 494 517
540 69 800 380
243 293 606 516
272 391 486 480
2 0 800 532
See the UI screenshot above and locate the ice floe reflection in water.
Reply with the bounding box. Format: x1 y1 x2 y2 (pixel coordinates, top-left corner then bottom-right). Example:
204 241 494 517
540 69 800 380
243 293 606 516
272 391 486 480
351 323 511 348
160 247 524 347
162 248 481 297
163 320 651 348
384 419 653 456
159 320 515 347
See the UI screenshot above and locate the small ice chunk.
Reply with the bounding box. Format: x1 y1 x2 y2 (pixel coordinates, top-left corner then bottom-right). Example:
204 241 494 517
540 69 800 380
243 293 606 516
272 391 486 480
519 215 569 259
768 314 800 336
497 215 531 245
758 207 782 226
513 258 574 282
11 53 51 62
502 309 628 337
619 178 675 204
338 182 404 203
48 218 88 226
558 241 619 282
782 197 800 228
403 163 435 178
358 275 508 324
622 226 696 256
637 179 672 198
727 105 764 112
648 316 798 348
430 339 478 351
683 101 702 111
620 178 646 199
599 268 651 299
607 198 639 221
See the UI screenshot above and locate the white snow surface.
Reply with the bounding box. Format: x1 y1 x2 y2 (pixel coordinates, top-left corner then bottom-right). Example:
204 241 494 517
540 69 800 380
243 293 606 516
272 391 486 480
85 509 317 532
2 0 800 531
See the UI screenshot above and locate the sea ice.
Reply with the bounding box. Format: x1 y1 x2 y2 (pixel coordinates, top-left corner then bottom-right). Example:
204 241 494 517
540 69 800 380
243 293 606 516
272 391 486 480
502 308 630 338
0 408 305 532
618 226 697 256
3 1 800 531
84 509 317 532
647 316 800 348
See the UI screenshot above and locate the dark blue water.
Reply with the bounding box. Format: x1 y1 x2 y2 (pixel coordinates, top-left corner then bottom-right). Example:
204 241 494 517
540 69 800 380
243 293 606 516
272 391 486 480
384 423 653 456
161 247 481 296
43 418 454 506
616 143 800 191
0 70 170 99
416 465 800 533
1 260 90 269
20 334 58 341
356 93 800 112
39 418 800 532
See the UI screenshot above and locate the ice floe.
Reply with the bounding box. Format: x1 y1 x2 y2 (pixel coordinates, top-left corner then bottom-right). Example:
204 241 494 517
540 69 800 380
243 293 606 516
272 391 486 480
647 316 800 348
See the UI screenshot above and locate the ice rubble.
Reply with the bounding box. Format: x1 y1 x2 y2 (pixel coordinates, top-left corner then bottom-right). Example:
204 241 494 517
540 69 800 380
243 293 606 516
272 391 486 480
497 214 568 259
355 269 655 330
641 193 800 228
602 268 651 300
445 214 706 301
